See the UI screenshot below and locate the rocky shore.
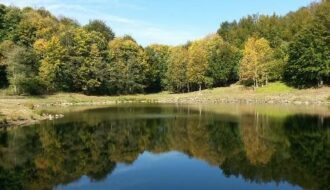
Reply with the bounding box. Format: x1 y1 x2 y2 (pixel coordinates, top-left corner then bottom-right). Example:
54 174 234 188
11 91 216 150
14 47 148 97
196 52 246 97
1 85 329 128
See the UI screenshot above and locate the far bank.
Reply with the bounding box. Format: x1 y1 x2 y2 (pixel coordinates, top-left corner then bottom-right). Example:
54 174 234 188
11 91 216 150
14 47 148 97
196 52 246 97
0 83 329 127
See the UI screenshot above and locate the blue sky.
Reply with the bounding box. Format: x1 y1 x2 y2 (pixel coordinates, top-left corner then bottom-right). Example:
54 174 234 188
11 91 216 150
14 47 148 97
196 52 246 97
1 0 317 46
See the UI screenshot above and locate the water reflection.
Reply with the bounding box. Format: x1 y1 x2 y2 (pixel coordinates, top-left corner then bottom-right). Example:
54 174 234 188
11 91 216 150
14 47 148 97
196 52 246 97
0 105 329 190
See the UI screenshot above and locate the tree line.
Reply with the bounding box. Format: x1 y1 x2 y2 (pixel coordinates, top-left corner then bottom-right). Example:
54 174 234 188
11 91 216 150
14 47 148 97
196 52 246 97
0 0 329 95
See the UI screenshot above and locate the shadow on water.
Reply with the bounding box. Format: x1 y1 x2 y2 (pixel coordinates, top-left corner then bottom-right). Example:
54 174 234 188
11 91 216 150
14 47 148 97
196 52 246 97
0 104 329 190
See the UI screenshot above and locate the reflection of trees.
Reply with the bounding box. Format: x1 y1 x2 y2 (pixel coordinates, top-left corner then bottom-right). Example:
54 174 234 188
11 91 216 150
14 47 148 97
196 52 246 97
220 114 330 190
0 105 329 190
240 113 276 165
284 115 330 190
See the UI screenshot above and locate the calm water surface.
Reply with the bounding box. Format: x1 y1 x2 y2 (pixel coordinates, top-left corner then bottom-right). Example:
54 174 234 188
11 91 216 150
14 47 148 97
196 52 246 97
0 104 329 190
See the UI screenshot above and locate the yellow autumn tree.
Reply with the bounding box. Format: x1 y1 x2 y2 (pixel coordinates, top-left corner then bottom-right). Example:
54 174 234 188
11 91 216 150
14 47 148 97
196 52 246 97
166 46 188 93
240 114 276 165
239 37 273 88
187 39 210 92
37 36 65 91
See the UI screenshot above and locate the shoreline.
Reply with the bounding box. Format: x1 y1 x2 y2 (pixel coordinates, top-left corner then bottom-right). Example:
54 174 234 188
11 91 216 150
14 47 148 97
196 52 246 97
1 84 329 128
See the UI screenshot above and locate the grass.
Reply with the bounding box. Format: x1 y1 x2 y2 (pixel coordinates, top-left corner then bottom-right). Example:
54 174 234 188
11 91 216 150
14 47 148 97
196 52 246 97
256 82 296 94
0 82 329 127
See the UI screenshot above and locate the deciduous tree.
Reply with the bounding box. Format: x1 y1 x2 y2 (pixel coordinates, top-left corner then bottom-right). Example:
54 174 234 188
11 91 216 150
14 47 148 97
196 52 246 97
108 37 148 94
5 45 44 94
205 34 241 87
84 20 115 42
144 44 170 92
239 37 273 88
284 1 330 87
187 39 210 91
166 46 188 93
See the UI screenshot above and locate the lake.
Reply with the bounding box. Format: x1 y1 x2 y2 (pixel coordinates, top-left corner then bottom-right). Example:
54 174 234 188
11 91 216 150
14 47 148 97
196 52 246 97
0 104 329 190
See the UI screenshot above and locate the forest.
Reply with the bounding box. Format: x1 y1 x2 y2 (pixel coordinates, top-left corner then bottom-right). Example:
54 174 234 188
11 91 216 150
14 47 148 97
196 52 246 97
0 0 329 95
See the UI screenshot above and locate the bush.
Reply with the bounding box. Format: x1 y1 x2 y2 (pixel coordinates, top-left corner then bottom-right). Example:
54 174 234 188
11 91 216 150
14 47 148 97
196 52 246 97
19 77 47 95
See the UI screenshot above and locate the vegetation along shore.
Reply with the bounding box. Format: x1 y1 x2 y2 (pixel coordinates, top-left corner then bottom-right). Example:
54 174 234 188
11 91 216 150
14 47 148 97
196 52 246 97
1 82 330 127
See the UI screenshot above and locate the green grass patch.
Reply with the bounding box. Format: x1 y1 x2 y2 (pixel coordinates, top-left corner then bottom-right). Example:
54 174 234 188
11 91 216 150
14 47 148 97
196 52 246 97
256 82 295 94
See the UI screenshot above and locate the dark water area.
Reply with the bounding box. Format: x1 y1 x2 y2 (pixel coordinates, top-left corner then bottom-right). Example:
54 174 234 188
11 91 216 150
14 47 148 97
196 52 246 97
0 104 329 190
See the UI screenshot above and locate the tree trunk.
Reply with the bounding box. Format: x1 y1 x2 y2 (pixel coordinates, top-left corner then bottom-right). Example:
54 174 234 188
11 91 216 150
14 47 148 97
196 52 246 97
318 77 323 87
14 84 17 94
253 79 258 90
256 79 259 88
199 84 202 92
13 66 17 94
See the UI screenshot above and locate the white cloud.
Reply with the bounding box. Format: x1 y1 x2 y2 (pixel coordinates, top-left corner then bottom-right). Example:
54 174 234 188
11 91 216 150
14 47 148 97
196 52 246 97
0 0 197 46
132 26 198 46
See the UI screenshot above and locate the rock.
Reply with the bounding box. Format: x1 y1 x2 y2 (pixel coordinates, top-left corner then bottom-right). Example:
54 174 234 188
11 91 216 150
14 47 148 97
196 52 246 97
293 101 302 105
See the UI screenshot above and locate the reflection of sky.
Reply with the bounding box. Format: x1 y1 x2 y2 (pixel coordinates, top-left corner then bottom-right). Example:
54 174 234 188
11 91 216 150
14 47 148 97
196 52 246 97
56 151 302 190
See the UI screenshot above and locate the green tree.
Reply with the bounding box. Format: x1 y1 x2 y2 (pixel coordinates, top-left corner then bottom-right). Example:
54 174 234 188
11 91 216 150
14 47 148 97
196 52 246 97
58 16 80 29
256 14 284 48
284 1 330 87
13 9 58 47
166 46 188 93
37 28 108 93
0 6 22 42
0 5 6 40
78 44 109 94
282 4 315 42
144 44 170 92
84 20 115 42
108 37 148 94
217 15 259 48
268 43 288 81
5 45 45 95
205 34 241 87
